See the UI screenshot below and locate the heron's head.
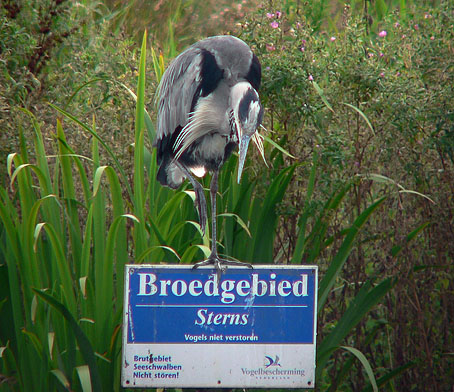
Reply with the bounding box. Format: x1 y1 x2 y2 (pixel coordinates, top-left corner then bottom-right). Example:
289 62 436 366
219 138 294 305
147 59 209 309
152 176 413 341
231 82 264 183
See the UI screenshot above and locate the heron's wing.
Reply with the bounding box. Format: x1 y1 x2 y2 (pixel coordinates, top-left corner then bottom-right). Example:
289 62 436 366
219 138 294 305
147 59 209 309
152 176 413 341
156 46 203 141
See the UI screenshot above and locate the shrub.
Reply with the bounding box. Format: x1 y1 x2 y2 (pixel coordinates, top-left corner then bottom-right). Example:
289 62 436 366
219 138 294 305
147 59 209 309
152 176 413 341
237 1 453 389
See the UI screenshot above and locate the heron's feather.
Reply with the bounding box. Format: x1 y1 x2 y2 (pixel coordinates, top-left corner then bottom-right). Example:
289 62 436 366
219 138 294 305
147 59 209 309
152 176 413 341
156 47 203 141
173 98 224 160
252 132 268 167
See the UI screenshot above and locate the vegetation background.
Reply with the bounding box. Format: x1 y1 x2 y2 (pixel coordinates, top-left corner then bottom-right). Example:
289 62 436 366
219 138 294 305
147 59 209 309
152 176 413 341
0 0 453 391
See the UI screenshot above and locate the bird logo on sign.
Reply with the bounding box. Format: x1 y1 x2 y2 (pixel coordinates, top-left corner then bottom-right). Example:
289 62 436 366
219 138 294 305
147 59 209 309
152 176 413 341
264 355 282 368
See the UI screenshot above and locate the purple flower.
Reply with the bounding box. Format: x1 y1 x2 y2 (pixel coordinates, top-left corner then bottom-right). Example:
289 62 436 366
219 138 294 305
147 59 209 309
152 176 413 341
308 74 314 81
330 36 336 42
266 12 274 18
379 72 385 78
394 22 400 28
275 11 282 18
378 30 387 37
266 43 275 51
270 21 279 28
300 46 305 52
379 52 384 57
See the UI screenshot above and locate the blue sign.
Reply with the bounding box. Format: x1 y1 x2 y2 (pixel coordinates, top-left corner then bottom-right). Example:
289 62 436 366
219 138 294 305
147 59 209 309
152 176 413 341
126 266 317 345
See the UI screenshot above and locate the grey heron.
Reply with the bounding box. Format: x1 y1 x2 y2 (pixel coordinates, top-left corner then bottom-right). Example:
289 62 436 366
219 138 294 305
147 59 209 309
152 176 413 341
154 35 264 275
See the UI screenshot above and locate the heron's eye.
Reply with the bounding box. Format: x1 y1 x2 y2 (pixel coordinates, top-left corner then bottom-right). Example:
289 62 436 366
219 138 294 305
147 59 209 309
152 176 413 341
239 100 262 135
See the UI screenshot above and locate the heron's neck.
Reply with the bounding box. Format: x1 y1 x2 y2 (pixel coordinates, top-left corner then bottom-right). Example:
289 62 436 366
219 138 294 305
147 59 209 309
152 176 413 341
228 109 239 144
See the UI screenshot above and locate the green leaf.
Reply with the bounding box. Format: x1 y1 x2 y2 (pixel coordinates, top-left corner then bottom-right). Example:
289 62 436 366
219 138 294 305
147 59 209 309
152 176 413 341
151 47 164 83
218 213 251 237
342 102 375 135
263 134 296 159
51 369 71 389
312 80 334 112
34 222 77 313
180 245 211 264
317 277 395 373
64 77 108 110
251 165 296 262
375 0 388 20
33 289 102 392
9 163 46 192
398 189 435 204
21 329 43 359
96 214 138 349
362 361 416 392
48 332 55 361
48 103 132 199
391 221 430 257
76 365 93 392
360 173 435 203
340 346 378 392
318 196 386 311
80 205 94 279
136 245 181 264
133 30 148 258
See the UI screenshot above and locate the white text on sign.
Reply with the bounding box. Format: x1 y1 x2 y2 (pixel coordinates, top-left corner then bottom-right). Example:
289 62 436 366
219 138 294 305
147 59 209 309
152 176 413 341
137 272 309 304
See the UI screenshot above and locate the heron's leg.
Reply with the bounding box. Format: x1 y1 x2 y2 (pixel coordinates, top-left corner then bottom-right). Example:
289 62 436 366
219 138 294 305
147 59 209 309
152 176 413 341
175 162 207 235
209 170 220 260
193 170 252 277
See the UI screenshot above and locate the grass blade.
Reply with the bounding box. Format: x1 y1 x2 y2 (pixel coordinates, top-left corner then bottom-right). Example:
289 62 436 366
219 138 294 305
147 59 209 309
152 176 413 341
51 369 71 389
76 365 93 392
340 346 378 392
342 102 375 135
312 80 334 112
34 222 76 314
48 103 132 199
317 277 395 372
33 289 102 392
362 361 417 392
263 134 296 159
133 30 148 257
391 221 430 257
291 150 318 264
318 196 387 311
251 165 296 262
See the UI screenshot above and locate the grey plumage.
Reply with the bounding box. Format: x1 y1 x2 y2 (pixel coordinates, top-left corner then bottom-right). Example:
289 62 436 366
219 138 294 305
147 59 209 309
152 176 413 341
154 35 264 274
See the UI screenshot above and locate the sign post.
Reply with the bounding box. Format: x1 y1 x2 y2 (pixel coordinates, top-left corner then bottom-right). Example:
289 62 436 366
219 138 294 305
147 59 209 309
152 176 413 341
121 265 318 388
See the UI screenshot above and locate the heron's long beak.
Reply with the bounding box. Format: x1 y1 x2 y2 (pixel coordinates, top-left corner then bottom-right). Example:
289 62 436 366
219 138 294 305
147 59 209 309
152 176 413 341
237 134 252 183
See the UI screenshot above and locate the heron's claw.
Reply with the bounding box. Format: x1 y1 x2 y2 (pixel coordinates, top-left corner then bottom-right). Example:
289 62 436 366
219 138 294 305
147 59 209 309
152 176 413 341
193 257 252 286
192 257 253 270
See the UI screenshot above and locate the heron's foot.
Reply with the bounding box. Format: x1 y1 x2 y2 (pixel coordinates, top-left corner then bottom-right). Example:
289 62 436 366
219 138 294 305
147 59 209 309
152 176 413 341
193 256 253 283
193 256 253 270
